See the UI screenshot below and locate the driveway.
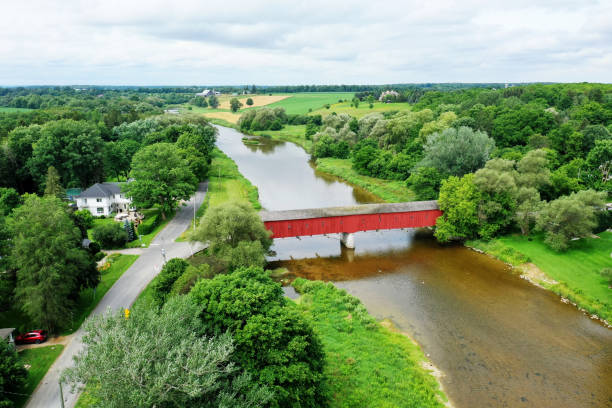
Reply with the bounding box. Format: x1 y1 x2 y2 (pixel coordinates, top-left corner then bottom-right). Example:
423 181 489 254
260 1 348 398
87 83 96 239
26 182 207 408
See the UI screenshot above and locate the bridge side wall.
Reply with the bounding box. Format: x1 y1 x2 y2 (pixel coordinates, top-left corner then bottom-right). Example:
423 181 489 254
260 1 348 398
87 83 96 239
263 209 443 239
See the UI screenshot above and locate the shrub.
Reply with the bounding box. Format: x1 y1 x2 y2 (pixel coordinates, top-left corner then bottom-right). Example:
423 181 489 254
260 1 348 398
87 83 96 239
0 338 27 408
190 267 327 408
92 222 128 249
151 258 189 306
170 264 212 296
136 212 159 235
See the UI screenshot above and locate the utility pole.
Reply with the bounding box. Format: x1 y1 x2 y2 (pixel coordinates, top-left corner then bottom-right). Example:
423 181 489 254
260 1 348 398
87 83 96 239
59 380 65 408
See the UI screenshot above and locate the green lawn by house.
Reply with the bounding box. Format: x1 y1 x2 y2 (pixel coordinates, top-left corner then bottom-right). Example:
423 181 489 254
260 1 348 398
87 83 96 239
0 255 138 335
469 232 612 322
13 345 65 408
65 254 139 335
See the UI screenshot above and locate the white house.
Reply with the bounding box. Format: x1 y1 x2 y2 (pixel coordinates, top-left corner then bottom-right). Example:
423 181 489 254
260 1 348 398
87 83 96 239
75 182 133 217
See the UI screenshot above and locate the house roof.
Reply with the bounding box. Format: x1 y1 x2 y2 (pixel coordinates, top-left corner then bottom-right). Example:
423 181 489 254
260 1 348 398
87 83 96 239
0 328 15 340
77 182 122 199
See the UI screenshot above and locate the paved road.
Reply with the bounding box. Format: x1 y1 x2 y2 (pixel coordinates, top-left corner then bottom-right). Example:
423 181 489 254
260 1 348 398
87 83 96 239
26 183 207 408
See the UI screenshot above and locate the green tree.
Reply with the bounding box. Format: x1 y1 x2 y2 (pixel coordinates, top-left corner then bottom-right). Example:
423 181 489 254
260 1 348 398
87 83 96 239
229 98 243 113
28 119 104 189
9 196 99 331
0 188 20 216
208 95 219 109
124 143 197 220
586 139 612 187
170 264 211 297
0 338 27 408
406 167 444 200
63 296 272 408
473 159 518 239
352 97 360 108
419 126 495 176
246 98 254 106
536 190 606 251
434 174 482 242
150 258 189 306
72 209 94 238
191 202 271 270
514 187 543 235
43 166 64 198
190 267 326 408
92 223 128 249
516 149 551 190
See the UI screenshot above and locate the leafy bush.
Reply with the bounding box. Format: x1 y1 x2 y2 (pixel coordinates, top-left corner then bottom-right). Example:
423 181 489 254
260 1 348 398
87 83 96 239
92 222 128 249
151 258 189 306
63 296 272 408
0 338 27 408
191 267 327 408
170 264 212 296
136 212 159 235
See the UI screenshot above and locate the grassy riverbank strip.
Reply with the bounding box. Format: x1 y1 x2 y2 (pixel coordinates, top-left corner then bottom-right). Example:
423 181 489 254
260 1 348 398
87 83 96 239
293 279 447 408
252 125 312 151
468 232 612 323
316 158 415 202
14 345 65 408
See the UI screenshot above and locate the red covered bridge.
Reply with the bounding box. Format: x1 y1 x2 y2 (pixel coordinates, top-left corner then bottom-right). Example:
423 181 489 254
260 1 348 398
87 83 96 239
260 201 442 248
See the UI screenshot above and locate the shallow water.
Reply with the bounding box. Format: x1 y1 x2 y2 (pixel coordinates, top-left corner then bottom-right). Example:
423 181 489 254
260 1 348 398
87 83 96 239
216 126 612 408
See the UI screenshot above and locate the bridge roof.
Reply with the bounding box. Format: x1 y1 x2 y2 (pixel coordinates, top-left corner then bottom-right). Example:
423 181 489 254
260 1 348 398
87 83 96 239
260 200 439 222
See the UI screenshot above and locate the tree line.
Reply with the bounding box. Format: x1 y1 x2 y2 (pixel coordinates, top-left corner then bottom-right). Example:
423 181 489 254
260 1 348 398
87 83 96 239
306 83 611 250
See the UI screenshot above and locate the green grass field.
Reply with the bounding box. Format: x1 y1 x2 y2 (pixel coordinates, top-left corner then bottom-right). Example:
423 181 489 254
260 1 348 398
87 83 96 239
311 100 412 118
13 345 65 408
293 279 446 408
0 107 33 113
266 92 355 114
470 232 612 321
316 158 414 202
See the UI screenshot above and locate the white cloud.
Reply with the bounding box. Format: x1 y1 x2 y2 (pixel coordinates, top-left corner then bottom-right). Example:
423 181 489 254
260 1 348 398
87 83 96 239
1 0 610 85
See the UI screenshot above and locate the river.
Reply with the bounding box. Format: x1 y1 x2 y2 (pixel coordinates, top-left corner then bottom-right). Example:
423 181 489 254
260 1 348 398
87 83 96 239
215 126 612 408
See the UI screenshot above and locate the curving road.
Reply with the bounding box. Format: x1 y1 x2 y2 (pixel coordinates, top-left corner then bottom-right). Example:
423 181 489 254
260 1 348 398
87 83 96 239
26 182 207 408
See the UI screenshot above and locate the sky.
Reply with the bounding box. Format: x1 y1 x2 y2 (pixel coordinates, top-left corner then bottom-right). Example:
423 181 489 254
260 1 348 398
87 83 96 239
2 0 611 85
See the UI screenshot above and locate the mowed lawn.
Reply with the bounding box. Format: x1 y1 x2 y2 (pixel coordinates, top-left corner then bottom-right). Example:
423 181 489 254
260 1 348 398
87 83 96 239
497 232 612 320
13 345 65 408
266 92 355 114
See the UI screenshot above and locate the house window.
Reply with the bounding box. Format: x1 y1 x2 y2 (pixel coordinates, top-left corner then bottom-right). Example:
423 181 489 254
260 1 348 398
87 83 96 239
96 198 102 203
97 207 104 214
83 198 87 204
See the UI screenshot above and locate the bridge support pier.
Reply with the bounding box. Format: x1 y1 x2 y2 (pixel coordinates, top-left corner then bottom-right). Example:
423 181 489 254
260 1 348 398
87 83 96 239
340 232 355 249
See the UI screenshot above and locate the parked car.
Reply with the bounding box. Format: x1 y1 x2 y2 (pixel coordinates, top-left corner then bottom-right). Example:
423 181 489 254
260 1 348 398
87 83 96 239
15 330 48 344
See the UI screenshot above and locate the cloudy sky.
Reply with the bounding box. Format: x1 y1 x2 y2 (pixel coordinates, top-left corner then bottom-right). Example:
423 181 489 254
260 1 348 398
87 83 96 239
2 0 611 85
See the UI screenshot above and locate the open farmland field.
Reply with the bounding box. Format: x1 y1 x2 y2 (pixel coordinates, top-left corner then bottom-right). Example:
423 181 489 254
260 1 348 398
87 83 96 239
201 110 241 123
218 94 290 109
266 92 355 114
311 100 413 118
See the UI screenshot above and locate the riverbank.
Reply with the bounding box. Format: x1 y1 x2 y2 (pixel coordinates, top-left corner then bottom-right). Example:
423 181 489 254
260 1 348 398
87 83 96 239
467 232 612 326
293 278 450 408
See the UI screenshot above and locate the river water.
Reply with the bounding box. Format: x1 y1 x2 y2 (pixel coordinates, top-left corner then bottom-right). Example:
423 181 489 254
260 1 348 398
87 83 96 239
215 126 612 408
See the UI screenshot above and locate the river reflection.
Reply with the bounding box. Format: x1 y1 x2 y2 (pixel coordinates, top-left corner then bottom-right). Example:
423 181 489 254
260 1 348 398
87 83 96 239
216 126 612 408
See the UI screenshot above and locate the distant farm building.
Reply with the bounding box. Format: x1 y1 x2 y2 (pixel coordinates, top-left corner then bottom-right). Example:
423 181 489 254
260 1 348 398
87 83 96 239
195 89 221 97
379 90 400 101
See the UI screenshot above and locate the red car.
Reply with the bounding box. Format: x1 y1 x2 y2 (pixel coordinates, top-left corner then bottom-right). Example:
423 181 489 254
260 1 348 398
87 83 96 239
15 330 48 344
